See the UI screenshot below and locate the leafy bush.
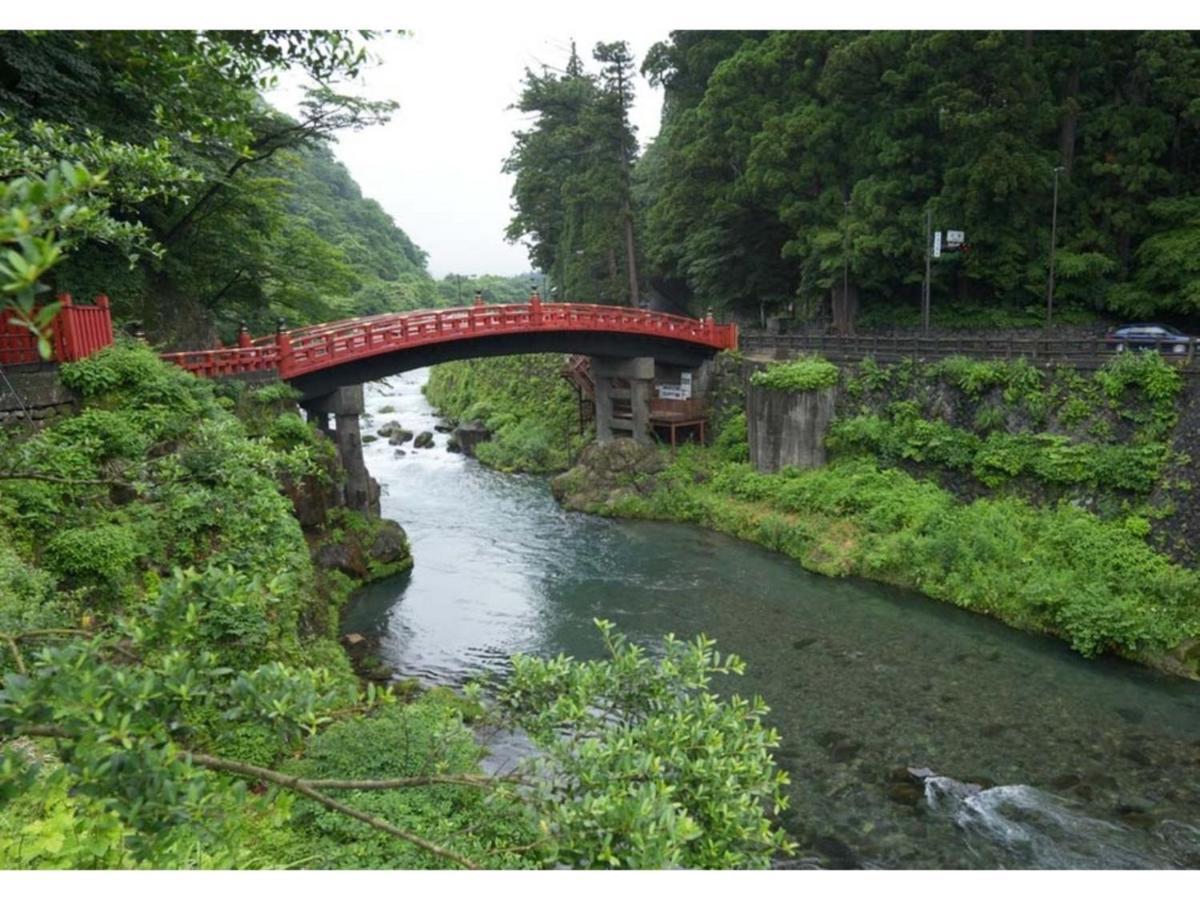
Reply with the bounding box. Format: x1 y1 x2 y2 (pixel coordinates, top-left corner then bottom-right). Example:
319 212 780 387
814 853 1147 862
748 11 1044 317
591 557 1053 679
496 621 796 869
749 356 839 392
713 411 749 463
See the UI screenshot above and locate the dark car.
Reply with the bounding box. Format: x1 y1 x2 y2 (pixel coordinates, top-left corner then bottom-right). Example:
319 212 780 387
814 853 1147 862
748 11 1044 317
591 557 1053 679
1105 323 1195 354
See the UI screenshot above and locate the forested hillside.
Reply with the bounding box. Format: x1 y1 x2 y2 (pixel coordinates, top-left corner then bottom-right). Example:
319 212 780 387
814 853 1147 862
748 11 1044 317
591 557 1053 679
637 31 1200 328
504 31 1200 330
0 30 437 345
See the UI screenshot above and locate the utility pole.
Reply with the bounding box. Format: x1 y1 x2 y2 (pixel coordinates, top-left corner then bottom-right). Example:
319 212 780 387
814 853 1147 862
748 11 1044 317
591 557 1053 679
1046 166 1065 330
841 199 850 335
922 207 932 333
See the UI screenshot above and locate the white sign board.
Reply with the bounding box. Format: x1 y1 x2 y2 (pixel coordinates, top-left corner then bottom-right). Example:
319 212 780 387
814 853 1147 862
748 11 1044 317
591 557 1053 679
657 386 688 401
932 231 942 258
946 230 965 248
679 372 693 399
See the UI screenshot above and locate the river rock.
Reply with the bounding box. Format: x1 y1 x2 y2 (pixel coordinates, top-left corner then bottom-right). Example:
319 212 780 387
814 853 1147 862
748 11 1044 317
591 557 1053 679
446 435 462 453
313 539 359 578
377 421 404 437
812 835 860 869
394 449 407 457
450 420 491 458
887 783 924 807
362 434 378 444
369 518 410 567
388 429 414 445
413 431 434 449
434 421 453 433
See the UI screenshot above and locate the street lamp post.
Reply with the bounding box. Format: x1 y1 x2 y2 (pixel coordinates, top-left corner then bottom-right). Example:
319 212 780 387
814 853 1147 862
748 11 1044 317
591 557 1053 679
1046 166 1065 330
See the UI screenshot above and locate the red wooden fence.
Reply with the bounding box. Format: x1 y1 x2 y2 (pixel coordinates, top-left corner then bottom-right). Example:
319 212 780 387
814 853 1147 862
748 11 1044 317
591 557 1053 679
0 294 115 367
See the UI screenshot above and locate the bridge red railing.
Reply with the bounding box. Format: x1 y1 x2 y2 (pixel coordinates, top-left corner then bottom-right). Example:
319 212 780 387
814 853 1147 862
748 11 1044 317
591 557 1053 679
163 299 738 381
158 345 280 378
0 294 115 367
280 301 737 379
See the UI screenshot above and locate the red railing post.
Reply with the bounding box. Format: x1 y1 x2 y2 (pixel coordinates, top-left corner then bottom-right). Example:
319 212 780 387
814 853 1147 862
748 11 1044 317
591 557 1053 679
238 322 253 349
275 318 293 378
530 288 543 327
54 293 75 361
95 294 114 350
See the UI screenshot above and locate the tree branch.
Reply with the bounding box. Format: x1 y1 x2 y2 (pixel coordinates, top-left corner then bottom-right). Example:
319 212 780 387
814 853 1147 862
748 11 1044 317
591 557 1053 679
186 751 483 868
2 636 25 675
12 706 497 869
0 472 132 488
185 751 514 791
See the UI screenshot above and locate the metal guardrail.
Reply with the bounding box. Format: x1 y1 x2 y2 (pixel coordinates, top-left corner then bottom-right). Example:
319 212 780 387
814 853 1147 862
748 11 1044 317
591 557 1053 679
740 333 1197 370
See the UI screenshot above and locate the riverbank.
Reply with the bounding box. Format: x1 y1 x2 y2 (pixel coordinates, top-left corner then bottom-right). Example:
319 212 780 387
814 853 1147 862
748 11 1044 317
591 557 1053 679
551 440 1200 678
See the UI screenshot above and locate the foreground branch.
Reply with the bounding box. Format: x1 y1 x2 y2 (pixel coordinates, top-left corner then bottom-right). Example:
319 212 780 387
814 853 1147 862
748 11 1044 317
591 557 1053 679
187 751 514 791
187 751 483 869
0 472 132 488
11 730 495 868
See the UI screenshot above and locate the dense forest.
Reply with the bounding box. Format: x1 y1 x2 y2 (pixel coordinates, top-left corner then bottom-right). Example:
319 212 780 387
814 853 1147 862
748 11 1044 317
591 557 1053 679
506 31 1200 330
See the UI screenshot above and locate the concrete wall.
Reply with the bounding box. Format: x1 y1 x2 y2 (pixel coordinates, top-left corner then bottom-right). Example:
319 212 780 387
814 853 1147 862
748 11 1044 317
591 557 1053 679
746 383 837 473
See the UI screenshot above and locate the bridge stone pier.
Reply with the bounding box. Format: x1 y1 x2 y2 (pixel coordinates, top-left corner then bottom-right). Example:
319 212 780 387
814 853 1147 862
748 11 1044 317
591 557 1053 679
300 385 380 516
590 356 655 445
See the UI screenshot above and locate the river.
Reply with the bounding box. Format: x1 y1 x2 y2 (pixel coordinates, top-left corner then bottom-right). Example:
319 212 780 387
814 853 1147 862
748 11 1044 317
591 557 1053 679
343 368 1200 869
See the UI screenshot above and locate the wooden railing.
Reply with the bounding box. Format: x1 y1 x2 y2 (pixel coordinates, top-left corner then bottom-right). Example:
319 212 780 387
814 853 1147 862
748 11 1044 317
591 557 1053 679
165 299 738 381
0 294 115 367
740 333 1198 369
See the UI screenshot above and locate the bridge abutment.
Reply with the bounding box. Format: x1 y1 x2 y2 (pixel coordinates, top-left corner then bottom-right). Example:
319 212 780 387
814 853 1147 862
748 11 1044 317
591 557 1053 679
301 385 379 516
590 356 655 445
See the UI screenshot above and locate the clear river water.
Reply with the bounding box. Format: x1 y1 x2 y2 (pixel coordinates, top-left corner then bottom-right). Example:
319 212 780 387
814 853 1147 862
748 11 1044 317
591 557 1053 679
342 369 1200 870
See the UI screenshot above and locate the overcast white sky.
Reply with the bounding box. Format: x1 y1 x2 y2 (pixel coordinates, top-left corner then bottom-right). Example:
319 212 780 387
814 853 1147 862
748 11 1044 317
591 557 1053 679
272 27 669 279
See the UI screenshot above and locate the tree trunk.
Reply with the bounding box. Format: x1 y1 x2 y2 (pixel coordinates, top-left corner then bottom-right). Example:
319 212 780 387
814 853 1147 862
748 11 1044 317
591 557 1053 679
831 283 858 335
623 206 640 308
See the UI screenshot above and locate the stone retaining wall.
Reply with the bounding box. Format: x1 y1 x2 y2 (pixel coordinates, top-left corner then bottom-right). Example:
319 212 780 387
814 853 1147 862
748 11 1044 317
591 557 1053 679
0 367 79 428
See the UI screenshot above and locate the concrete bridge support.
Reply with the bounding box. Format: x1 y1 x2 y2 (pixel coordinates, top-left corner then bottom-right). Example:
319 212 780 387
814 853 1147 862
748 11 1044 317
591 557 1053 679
301 385 379 516
590 356 654 445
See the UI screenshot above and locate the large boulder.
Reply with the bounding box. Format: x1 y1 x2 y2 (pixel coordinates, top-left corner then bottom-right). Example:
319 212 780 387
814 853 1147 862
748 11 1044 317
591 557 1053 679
369 518 410 567
413 431 434 449
450 420 491 458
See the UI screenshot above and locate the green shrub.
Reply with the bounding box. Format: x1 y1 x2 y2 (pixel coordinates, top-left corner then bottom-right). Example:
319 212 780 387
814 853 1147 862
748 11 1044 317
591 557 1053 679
713 411 749 463
749 356 839 392
497 621 796 869
43 524 140 599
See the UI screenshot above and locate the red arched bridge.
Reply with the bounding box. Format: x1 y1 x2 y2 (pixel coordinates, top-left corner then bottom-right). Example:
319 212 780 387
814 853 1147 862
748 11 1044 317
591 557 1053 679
1 293 738 399
161 294 738 398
